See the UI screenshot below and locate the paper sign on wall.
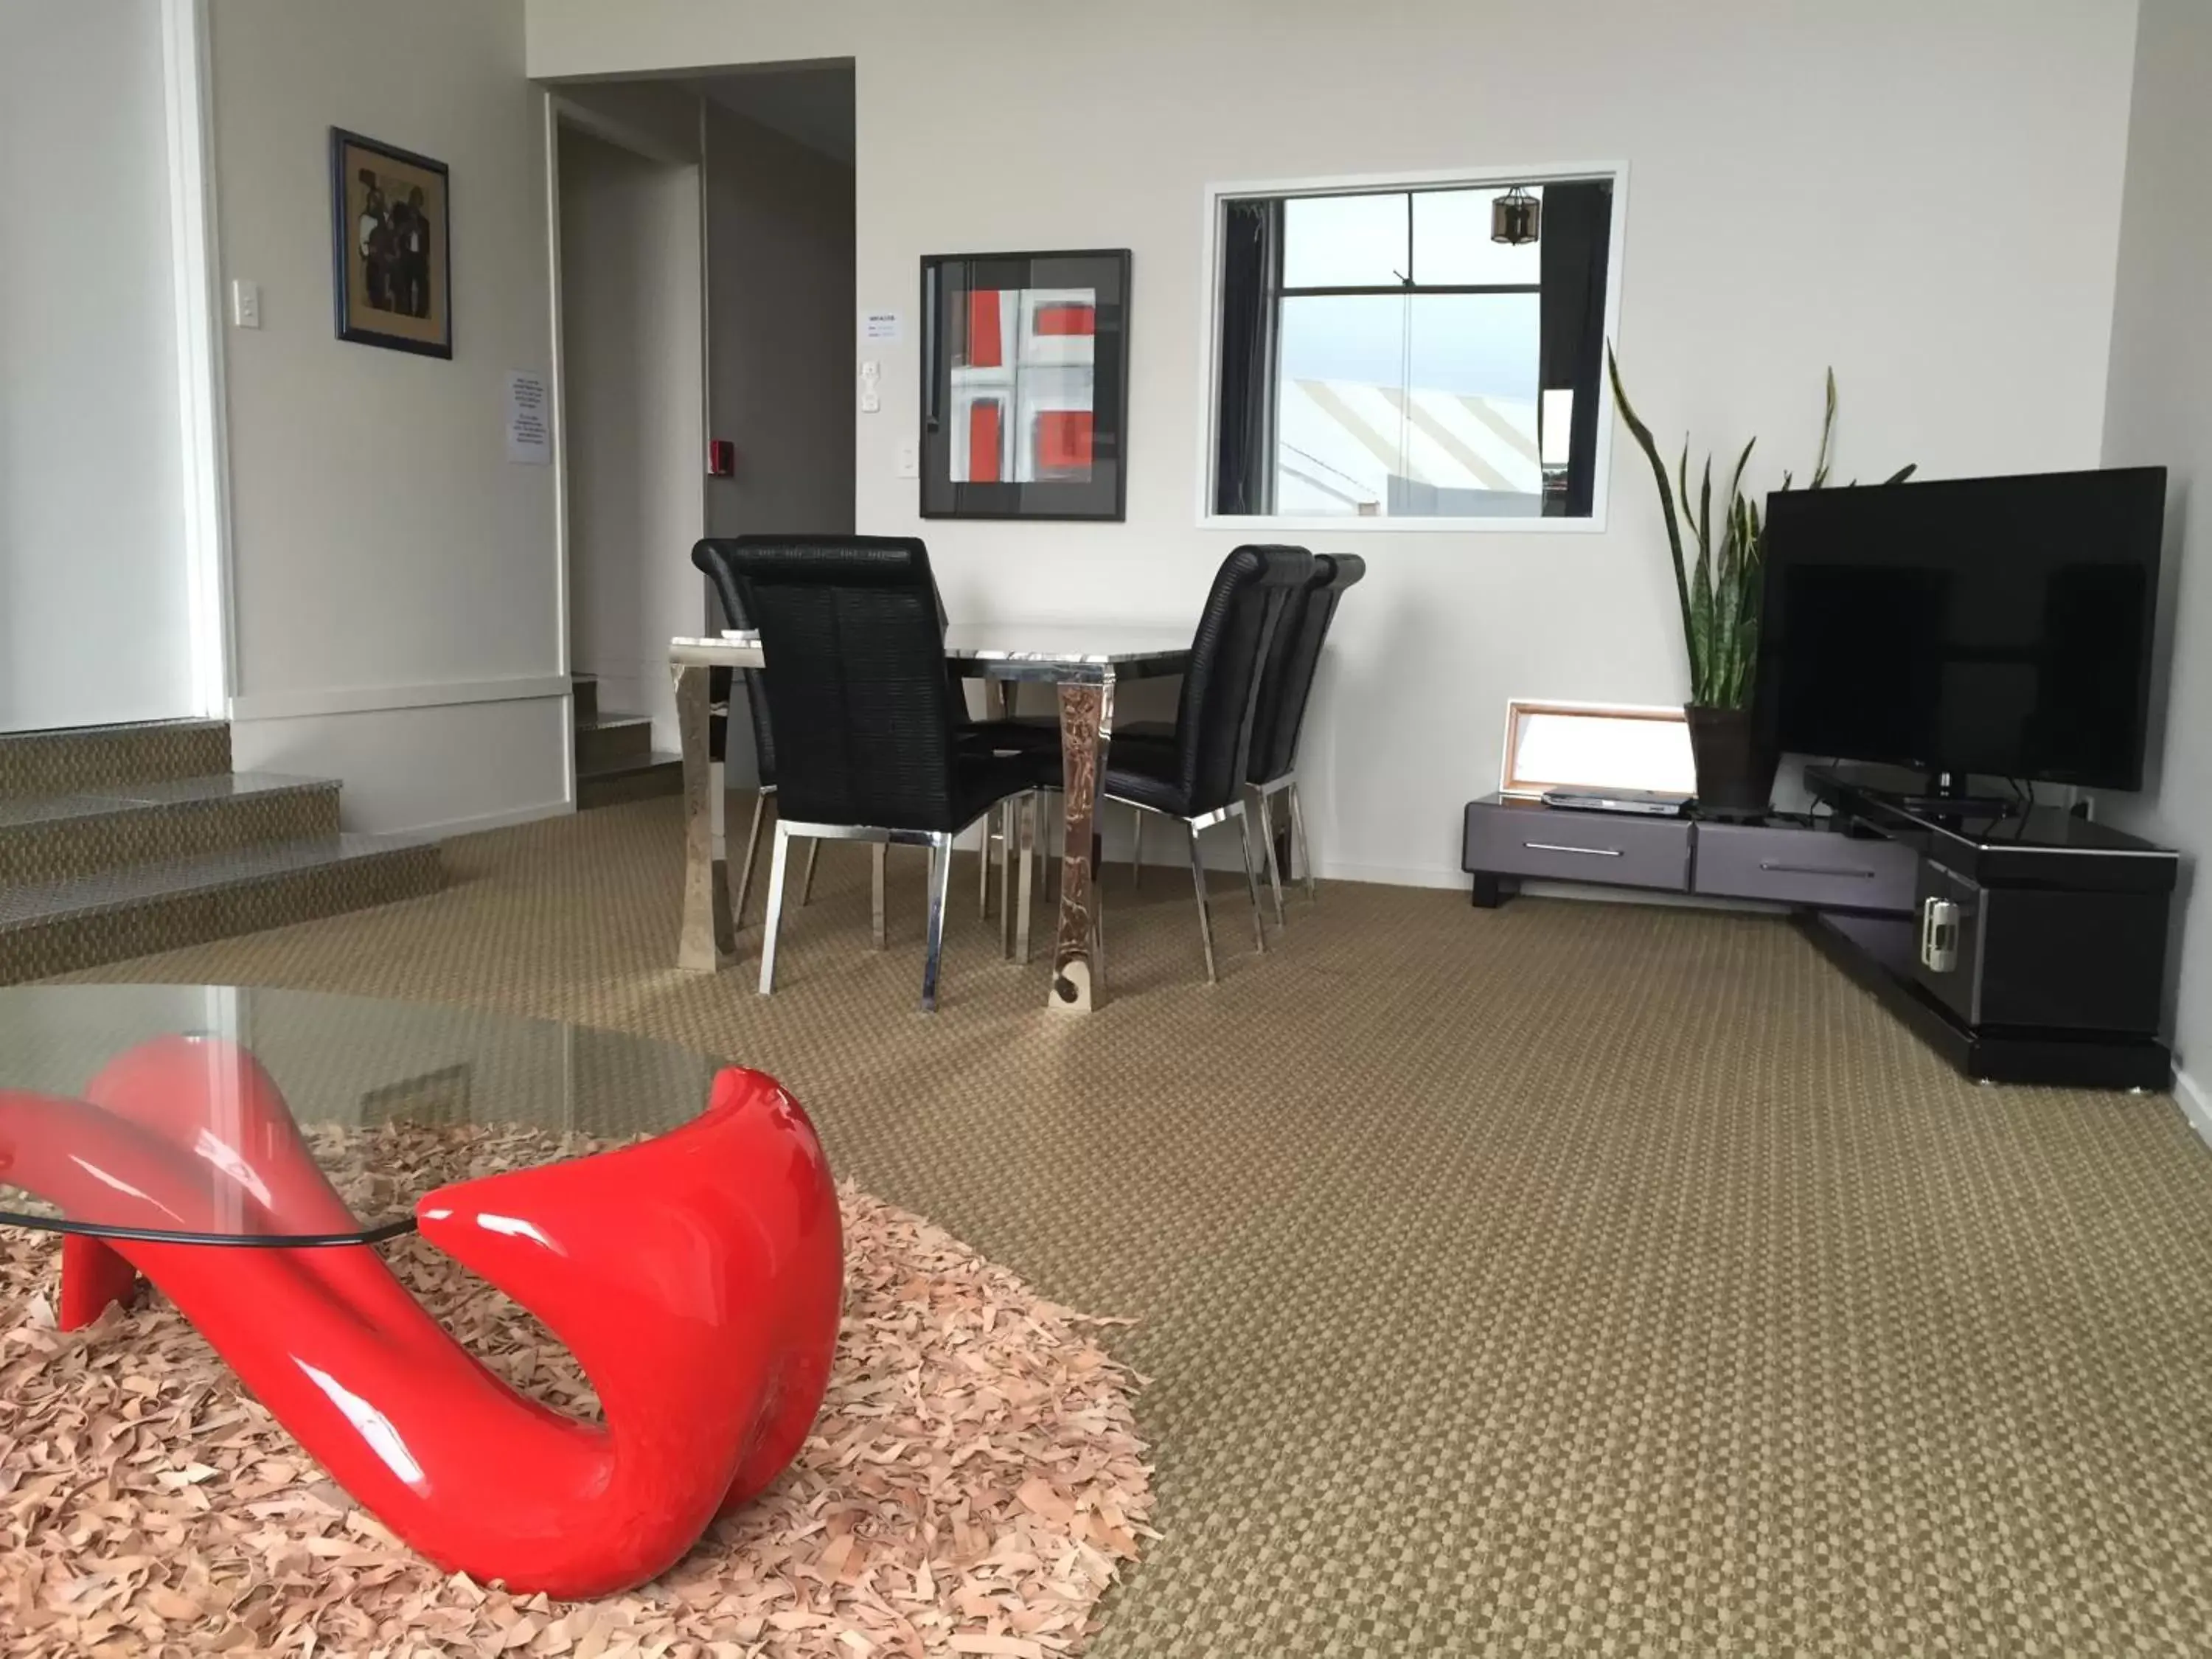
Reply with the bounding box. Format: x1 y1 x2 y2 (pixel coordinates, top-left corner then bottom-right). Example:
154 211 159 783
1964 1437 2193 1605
860 310 903 343
506 371 551 465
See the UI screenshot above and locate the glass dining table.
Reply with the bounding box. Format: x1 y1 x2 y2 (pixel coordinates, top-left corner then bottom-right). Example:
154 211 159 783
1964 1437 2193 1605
668 622 1192 1010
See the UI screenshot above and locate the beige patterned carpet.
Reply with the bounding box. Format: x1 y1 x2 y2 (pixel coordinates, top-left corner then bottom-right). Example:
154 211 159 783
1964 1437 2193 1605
41 795 2212 1655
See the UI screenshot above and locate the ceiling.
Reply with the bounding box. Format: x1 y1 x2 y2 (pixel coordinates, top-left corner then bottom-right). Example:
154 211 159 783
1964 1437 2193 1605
699 64 855 165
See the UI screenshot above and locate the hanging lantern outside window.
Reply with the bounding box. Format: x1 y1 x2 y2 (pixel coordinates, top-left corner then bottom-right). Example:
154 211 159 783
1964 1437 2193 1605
1492 185 1541 246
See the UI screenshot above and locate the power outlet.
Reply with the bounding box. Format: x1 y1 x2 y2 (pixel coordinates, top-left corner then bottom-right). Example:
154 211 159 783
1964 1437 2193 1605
894 439 919 479
231 279 262 329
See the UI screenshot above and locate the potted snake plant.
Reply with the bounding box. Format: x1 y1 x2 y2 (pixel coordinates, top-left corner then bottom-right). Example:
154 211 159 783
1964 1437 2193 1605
1606 349 1913 815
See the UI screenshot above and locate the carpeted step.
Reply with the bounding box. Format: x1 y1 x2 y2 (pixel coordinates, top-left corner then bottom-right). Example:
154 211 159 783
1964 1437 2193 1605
0 773 341 886
0 718 231 797
571 672 599 726
574 714 654 776
0 832 444 984
577 751 683 810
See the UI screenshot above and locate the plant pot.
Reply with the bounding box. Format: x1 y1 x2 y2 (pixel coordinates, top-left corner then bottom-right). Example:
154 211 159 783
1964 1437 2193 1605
1684 703 1779 818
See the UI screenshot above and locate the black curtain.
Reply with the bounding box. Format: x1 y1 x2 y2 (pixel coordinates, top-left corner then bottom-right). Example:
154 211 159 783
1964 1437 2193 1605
1213 199 1281 515
1539 181 1613 518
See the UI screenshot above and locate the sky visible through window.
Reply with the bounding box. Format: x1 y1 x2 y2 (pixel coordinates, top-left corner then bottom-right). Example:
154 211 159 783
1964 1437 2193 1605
1272 187 1545 515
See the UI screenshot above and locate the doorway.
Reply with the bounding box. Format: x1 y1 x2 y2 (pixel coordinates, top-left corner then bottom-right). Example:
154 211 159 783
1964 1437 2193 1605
554 107 702 804
695 63 858 789
549 66 855 805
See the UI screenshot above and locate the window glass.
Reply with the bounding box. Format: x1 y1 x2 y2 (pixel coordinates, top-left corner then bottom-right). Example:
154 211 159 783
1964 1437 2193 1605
1276 294 1405 516
1281 192 1409 289
1213 173 1615 520
1411 187 1543 286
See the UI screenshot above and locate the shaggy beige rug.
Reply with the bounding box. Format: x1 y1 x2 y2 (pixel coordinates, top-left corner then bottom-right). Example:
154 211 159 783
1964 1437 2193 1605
1 1138 1153 1659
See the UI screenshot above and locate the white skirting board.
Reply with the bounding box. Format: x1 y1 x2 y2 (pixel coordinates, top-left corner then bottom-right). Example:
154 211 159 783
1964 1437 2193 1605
405 797 574 841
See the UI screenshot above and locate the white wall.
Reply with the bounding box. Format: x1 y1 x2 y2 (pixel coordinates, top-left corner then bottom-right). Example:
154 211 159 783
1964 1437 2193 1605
212 0 566 834
0 1 196 734
557 119 706 748
2101 0 2212 1101
527 0 2141 886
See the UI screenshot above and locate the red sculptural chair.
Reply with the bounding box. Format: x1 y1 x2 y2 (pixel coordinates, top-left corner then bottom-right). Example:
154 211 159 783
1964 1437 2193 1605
0 1036 844 1599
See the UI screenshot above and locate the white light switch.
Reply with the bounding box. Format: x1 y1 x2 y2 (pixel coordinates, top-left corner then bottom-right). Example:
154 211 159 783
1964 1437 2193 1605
231 279 261 329
894 439 919 479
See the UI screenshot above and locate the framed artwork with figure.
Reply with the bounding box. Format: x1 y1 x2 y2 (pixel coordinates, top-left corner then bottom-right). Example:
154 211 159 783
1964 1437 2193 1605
919 248 1130 520
330 128 452 359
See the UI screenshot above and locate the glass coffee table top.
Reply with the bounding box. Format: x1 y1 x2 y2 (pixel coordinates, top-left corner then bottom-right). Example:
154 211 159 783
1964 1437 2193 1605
0 984 726 1246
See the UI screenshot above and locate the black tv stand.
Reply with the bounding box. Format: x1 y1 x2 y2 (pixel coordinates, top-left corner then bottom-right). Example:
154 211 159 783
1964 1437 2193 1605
1893 790 2021 818
1803 765 2177 1090
1919 768 2017 810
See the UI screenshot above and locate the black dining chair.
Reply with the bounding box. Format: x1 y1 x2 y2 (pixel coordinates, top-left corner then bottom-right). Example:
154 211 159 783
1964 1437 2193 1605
693 540 825 926
701 537 1051 959
1244 553 1364 920
726 535 1037 1012
1099 545 1315 982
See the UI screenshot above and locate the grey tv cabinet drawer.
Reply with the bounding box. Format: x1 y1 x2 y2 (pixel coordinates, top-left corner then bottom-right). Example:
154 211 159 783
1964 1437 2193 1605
1462 800 1691 891
1693 821 1918 913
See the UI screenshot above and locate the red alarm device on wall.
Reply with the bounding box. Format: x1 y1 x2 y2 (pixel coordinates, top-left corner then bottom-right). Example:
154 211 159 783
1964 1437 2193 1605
707 439 735 477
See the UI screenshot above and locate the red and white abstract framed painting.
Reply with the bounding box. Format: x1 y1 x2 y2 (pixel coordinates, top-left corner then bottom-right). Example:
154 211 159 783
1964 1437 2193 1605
919 249 1130 521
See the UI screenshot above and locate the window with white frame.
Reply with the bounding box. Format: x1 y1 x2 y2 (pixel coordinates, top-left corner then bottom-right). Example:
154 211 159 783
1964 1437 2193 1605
1208 170 1618 524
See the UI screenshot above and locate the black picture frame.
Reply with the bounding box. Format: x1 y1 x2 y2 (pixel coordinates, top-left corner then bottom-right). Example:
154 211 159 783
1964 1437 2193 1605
919 248 1130 521
329 127 453 360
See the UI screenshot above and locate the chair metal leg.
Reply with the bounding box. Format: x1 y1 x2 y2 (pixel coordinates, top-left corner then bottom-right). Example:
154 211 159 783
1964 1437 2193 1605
757 824 793 996
1254 787 1287 928
1234 801 1267 955
732 790 769 928
1130 806 1142 891
871 843 888 948
1288 781 1317 902
798 837 821 906
977 807 993 919
1015 790 1037 966
1186 820 1219 984
922 833 953 1012
999 800 1017 958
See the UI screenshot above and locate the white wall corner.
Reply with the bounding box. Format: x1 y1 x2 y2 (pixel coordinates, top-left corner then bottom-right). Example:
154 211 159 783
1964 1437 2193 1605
2170 1063 2212 1152
160 0 236 718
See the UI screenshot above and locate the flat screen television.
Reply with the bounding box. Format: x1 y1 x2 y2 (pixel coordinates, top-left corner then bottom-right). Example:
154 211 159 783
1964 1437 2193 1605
1756 466 2166 791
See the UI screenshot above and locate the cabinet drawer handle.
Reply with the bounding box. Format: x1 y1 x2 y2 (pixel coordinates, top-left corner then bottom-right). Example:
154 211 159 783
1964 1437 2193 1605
1759 860 1875 878
1920 896 1961 973
1525 841 1621 857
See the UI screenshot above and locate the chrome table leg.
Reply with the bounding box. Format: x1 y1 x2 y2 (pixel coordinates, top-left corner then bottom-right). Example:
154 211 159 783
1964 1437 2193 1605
675 664 735 971
1048 678 1114 1012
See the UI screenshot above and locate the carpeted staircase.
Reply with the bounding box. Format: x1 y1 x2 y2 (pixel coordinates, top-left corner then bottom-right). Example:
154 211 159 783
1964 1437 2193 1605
0 718 442 982
572 672 681 808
